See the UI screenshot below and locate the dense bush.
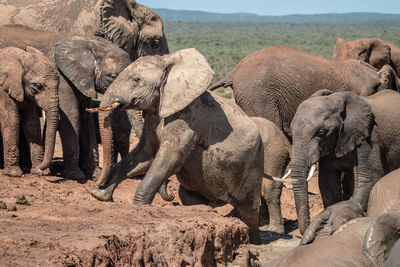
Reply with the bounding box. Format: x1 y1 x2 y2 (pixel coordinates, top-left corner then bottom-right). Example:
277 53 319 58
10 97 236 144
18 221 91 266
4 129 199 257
165 21 400 97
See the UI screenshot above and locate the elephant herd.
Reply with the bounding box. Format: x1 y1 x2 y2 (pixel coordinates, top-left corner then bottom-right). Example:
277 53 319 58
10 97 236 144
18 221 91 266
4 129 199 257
1 0 400 265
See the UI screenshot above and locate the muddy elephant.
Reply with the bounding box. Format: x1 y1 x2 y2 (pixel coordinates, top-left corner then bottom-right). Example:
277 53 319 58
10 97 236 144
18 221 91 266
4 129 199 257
266 168 400 266
0 47 59 177
333 37 400 77
209 45 399 138
90 49 264 243
0 0 168 60
290 89 400 234
252 117 291 234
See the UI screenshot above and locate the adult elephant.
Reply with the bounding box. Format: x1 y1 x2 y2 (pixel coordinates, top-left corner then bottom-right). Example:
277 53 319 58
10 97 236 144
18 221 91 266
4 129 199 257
209 45 399 138
0 0 168 60
290 89 400 234
333 38 400 77
0 47 59 177
266 168 400 266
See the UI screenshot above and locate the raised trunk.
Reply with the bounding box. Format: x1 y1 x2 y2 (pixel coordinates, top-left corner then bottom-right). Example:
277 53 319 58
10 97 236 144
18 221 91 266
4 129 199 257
98 110 115 186
291 159 311 234
39 98 59 170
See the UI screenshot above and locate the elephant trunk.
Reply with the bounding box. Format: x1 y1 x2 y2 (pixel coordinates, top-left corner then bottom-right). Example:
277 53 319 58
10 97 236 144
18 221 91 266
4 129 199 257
97 110 115 186
291 156 311 234
39 94 59 170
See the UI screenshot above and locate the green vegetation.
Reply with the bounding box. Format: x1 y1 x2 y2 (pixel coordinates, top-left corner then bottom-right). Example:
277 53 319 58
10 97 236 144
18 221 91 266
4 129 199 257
164 21 400 97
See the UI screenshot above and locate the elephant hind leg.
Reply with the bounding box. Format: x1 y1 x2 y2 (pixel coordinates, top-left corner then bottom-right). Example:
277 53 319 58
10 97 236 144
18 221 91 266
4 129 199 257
260 178 284 234
235 204 261 244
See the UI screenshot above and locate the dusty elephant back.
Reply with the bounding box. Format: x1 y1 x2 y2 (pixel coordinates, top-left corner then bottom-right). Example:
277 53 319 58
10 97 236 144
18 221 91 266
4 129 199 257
367 168 400 217
0 0 98 34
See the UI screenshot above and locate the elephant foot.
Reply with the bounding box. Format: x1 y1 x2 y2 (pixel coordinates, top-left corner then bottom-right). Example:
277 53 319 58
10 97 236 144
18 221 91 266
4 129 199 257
3 166 23 177
31 167 51 176
91 187 113 202
261 223 285 235
63 167 85 180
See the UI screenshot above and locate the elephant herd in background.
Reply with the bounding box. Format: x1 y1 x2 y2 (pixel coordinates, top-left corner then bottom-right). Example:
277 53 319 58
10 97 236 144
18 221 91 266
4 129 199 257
1 0 400 265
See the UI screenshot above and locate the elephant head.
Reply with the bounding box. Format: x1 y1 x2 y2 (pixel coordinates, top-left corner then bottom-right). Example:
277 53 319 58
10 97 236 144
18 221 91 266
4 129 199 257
54 34 131 100
0 46 60 170
334 38 392 71
363 212 400 266
99 48 214 116
290 89 374 234
96 0 169 60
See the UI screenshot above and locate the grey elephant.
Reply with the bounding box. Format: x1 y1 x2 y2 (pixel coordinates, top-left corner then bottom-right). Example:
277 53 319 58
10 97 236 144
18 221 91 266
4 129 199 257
90 49 264 243
0 47 59 177
266 168 400 266
209 45 399 138
289 89 400 234
333 38 400 77
0 0 168 60
252 117 291 234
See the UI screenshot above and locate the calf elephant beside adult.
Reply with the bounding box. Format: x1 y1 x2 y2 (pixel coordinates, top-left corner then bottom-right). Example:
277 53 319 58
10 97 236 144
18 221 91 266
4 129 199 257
0 47 59 177
209 45 399 138
90 49 265 243
266 168 400 266
290 89 400 234
333 37 400 77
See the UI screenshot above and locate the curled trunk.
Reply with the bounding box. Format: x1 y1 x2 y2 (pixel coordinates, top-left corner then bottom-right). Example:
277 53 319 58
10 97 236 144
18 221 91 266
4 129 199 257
39 95 59 170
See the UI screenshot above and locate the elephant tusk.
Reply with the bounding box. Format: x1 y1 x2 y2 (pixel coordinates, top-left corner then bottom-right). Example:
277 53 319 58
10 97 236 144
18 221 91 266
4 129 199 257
307 164 317 181
281 168 292 180
86 102 121 113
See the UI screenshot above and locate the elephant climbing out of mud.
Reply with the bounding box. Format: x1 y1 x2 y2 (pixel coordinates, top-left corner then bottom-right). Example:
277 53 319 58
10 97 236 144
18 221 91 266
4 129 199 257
252 117 291 234
333 37 400 77
89 49 265 243
266 168 400 266
0 47 59 177
289 89 400 234
209 45 399 138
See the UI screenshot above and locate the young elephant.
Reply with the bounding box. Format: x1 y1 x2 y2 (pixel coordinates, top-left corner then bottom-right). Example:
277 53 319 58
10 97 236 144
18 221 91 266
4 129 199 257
267 168 400 267
0 47 59 176
290 89 400 234
90 49 264 243
252 117 291 234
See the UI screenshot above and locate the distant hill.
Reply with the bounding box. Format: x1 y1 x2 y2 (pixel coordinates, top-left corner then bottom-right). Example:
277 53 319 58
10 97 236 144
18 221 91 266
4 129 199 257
155 9 400 23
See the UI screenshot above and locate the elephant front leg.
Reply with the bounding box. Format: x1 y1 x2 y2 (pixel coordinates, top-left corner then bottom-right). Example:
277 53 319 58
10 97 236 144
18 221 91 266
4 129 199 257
1 105 22 177
20 103 49 176
318 159 342 208
260 178 284 234
134 142 188 204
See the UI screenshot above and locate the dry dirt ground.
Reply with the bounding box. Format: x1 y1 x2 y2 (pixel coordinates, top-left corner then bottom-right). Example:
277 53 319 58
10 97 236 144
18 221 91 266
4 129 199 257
0 135 323 266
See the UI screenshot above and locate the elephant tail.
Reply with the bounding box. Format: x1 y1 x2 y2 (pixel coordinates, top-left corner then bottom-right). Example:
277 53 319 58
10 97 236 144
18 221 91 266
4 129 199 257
208 77 233 91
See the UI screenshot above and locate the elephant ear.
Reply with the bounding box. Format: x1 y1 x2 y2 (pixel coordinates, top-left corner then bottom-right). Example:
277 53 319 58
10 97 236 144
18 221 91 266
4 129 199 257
334 92 374 158
159 48 215 118
54 35 97 99
0 53 24 102
98 0 139 54
363 212 400 266
368 39 392 70
378 65 400 91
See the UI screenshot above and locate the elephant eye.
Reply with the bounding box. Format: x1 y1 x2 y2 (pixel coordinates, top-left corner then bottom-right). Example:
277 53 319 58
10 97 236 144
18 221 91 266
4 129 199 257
316 128 328 138
151 39 160 49
106 73 118 80
133 77 141 84
31 83 44 94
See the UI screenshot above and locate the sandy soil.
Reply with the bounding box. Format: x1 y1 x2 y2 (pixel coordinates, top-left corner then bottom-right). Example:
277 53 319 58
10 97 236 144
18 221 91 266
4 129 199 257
0 134 323 266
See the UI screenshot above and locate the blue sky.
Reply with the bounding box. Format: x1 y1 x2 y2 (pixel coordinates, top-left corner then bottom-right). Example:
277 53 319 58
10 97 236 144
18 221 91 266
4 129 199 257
139 0 400 16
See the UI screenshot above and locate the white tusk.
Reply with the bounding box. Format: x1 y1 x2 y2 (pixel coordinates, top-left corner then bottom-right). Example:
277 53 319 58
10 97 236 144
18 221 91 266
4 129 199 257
281 168 291 180
307 164 317 181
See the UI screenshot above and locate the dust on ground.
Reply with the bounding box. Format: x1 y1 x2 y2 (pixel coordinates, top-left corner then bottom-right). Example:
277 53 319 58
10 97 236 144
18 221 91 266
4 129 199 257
0 134 323 266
